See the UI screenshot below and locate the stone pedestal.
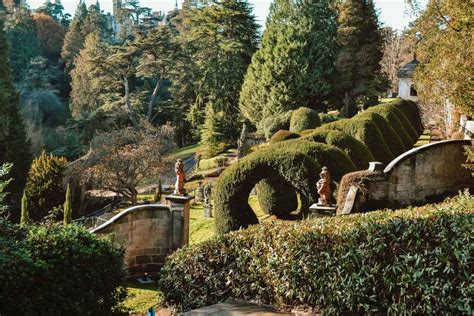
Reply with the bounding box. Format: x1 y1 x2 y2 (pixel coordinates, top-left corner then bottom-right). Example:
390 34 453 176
165 195 194 249
309 204 337 218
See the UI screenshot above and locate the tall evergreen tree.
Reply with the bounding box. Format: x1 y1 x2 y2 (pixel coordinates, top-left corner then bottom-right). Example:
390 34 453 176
178 0 259 143
0 14 31 218
239 0 338 132
334 0 384 116
70 32 107 118
63 183 72 225
20 191 29 226
61 0 88 71
5 2 42 81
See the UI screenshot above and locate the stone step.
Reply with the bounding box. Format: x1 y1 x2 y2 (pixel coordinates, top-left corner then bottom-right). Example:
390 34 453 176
182 300 291 316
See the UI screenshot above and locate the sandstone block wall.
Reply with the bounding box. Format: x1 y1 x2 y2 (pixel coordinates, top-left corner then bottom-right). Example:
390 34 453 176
91 204 178 277
350 140 473 211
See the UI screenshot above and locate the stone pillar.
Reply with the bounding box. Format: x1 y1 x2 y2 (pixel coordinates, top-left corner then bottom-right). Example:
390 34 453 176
165 195 194 249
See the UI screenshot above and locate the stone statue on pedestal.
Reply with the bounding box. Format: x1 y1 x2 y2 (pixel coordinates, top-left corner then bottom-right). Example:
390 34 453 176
174 159 186 195
203 184 212 218
316 166 331 206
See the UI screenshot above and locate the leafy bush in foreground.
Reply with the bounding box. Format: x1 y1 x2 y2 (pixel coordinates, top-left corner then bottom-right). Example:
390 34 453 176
0 222 127 314
159 194 473 313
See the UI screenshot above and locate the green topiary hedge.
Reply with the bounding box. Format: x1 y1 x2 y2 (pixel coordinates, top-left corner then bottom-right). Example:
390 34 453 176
269 130 300 144
301 129 374 170
365 104 415 149
289 107 321 133
389 104 419 142
391 99 423 134
262 110 294 140
355 111 407 156
0 221 126 314
214 147 319 235
321 117 395 164
256 177 298 216
158 194 473 313
255 140 356 215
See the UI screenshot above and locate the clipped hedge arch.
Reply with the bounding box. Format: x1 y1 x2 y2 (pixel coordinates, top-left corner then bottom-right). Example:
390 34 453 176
289 107 321 133
388 104 419 142
392 99 423 134
256 178 298 216
365 104 415 149
301 129 374 170
256 140 356 216
355 111 407 156
214 148 319 235
270 130 300 144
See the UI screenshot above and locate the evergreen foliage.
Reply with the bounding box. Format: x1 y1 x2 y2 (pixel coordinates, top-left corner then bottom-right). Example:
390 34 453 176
289 107 321 133
256 178 297 217
269 130 300 144
240 0 337 131
177 0 259 143
301 129 374 170
214 147 319 235
200 104 226 158
63 183 72 225
24 152 67 222
0 221 127 314
159 195 473 314
153 179 162 203
20 191 29 226
60 1 88 71
262 110 294 140
334 0 384 116
0 163 12 215
0 15 31 216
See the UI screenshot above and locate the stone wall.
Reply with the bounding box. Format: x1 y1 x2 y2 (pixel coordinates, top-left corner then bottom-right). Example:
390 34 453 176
341 140 473 213
91 204 183 277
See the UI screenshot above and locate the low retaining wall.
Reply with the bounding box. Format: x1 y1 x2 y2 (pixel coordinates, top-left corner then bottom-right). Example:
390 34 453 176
340 140 473 213
91 204 185 277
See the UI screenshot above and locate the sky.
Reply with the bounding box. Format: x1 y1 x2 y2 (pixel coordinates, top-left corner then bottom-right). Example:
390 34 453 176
26 0 415 31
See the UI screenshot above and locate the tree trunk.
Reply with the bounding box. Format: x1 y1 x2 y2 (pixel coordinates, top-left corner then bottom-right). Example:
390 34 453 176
147 79 162 122
124 77 140 130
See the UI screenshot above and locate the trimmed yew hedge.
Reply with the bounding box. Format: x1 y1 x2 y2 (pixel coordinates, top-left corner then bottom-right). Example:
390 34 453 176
158 195 473 313
321 117 395 164
394 99 423 134
214 147 319 235
256 140 356 215
365 103 415 149
289 107 321 133
269 130 300 144
262 111 293 140
301 129 374 170
256 178 298 216
355 111 407 156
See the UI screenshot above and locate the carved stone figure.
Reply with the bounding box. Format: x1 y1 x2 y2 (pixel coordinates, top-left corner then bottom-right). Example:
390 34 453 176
316 166 331 206
203 184 212 218
174 159 186 195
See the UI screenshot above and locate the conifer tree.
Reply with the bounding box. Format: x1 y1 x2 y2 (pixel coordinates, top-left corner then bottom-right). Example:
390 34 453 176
239 0 338 132
61 0 88 71
63 183 72 225
70 32 107 118
178 0 259 142
24 152 67 222
20 191 29 226
0 13 31 218
200 104 226 158
334 0 384 117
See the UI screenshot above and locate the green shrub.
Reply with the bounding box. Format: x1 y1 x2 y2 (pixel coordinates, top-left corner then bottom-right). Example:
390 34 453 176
321 117 395 164
262 110 293 140
289 107 321 133
355 111 407 156
365 104 415 149
318 113 341 124
256 140 356 215
391 99 423 135
388 104 419 142
301 129 374 170
158 195 473 313
269 130 300 144
214 147 319 235
0 221 127 314
25 152 67 222
256 178 298 216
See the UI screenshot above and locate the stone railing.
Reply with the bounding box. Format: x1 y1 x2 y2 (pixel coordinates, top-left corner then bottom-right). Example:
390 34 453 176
339 139 473 213
91 204 186 277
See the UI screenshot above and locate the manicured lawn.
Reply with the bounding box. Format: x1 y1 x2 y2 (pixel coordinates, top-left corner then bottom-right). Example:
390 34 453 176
123 281 163 314
414 130 431 147
198 149 238 170
173 144 200 160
